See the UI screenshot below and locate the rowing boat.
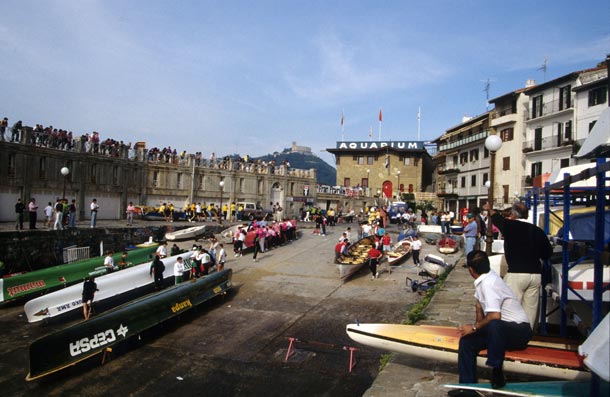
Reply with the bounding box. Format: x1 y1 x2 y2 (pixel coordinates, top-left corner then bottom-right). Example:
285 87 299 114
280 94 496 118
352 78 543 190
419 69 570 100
437 236 459 254
336 236 375 280
164 225 208 241
346 323 589 380
23 254 190 323
421 254 450 277
0 246 158 303
26 269 233 381
386 239 412 266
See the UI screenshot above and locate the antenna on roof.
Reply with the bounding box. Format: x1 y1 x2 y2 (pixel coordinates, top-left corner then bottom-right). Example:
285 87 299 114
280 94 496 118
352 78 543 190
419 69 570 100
482 78 496 110
537 56 548 82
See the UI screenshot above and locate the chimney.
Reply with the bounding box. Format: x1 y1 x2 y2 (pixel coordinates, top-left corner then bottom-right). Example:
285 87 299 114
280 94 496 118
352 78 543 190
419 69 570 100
525 79 536 88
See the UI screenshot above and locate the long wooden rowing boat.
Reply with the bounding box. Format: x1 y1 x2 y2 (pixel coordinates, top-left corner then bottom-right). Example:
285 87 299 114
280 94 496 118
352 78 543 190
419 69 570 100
24 254 189 323
26 268 233 381
336 236 376 280
386 239 412 266
0 246 158 303
346 323 589 380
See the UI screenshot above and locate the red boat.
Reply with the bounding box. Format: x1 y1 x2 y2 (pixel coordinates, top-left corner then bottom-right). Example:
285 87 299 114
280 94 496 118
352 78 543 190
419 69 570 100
437 236 459 254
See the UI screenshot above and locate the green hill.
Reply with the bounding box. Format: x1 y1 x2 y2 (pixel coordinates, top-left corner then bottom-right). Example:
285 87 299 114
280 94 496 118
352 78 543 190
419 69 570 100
254 149 336 185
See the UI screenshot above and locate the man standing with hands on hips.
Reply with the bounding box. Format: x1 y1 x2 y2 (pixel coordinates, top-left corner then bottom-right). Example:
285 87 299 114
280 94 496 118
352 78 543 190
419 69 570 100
483 202 552 330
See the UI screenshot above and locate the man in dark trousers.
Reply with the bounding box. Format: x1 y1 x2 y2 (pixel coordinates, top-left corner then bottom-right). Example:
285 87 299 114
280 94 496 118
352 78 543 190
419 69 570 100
15 198 25 230
82 277 98 320
368 244 383 280
150 254 166 289
484 202 552 330
450 250 531 396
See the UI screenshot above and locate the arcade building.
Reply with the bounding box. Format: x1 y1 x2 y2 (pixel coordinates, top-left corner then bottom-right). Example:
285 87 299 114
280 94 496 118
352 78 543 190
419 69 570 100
326 140 434 205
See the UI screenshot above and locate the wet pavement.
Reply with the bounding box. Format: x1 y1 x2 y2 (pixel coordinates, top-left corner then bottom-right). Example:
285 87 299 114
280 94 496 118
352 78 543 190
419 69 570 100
0 219 467 396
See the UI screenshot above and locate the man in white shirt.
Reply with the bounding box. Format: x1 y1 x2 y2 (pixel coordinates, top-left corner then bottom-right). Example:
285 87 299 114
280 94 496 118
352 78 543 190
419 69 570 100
173 257 185 284
156 242 168 258
451 250 532 395
103 251 115 272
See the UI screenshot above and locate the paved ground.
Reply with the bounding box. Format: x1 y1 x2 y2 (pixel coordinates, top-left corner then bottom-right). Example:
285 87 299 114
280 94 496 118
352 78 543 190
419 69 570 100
0 220 466 397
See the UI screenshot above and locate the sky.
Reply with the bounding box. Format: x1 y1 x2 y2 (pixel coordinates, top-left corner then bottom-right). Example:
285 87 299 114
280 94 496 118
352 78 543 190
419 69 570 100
1 0 609 166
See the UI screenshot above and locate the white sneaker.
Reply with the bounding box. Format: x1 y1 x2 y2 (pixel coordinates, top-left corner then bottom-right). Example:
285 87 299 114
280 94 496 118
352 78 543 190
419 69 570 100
375 272 379 279
371 275 375 280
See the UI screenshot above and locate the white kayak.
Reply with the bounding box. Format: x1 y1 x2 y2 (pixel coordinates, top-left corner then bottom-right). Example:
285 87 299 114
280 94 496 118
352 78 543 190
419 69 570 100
165 225 207 241
24 254 188 323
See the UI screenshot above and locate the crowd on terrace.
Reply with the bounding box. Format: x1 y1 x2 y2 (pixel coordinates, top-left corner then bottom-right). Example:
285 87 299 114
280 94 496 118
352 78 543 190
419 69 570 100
1 116 305 177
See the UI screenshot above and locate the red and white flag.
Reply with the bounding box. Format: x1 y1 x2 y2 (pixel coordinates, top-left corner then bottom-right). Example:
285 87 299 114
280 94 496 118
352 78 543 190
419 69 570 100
378 108 383 122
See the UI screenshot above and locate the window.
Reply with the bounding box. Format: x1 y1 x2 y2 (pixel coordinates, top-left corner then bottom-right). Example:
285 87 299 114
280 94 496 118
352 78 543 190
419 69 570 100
588 86 607 107
502 157 510 171
534 128 543 151
459 152 468 164
469 149 479 162
414 157 419 166
531 162 542 178
408 184 413 193
367 156 374 165
404 157 410 165
336 156 340 165
471 175 477 186
343 177 350 187
500 128 514 142
559 85 571 110
362 178 369 188
113 166 119 185
503 185 509 204
460 176 466 188
153 170 159 187
483 147 489 158
39 158 46 179
357 156 364 165
8 153 16 176
177 173 182 189
482 172 488 185
560 158 570 168
532 95 543 118
452 155 458 165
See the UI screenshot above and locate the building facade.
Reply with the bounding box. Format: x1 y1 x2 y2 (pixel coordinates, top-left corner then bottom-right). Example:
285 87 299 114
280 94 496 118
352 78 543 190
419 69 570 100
326 140 434 207
0 129 317 222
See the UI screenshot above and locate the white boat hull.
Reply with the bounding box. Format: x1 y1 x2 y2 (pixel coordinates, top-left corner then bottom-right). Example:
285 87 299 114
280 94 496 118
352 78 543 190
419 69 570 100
24 254 186 323
165 226 207 241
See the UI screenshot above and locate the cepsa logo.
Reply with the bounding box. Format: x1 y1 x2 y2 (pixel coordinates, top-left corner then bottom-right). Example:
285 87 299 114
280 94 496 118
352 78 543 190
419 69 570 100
69 324 128 357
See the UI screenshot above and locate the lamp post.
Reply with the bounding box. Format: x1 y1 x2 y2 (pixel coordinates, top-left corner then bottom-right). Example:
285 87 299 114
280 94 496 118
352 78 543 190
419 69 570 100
396 170 401 200
219 180 225 223
60 167 70 199
484 135 503 255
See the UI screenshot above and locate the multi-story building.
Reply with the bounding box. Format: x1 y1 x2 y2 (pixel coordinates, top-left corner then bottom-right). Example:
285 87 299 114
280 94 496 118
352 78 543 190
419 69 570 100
325 140 434 208
488 85 531 200
432 112 495 212
523 64 608 186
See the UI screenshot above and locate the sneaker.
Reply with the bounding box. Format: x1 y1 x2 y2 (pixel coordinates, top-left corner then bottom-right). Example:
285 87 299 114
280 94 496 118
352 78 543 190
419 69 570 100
375 272 379 279
371 275 375 280
253 259 257 262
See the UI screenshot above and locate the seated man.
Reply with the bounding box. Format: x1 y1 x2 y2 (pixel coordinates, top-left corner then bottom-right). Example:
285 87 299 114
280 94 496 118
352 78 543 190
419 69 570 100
450 250 532 396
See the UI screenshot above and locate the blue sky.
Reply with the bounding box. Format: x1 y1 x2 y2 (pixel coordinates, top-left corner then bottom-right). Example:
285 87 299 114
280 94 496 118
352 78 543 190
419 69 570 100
1 0 609 166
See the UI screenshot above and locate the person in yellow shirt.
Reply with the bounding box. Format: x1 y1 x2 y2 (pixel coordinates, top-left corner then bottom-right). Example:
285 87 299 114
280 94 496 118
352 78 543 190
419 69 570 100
237 204 244 221
222 203 228 221
230 202 236 222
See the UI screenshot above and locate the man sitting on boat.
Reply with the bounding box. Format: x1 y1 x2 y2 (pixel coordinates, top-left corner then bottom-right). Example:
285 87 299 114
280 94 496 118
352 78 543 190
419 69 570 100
103 251 116 272
452 250 532 395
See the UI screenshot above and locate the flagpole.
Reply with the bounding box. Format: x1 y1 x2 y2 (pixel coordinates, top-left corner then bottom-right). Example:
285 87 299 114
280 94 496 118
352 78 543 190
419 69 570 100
417 106 421 141
369 126 373 141
341 110 345 141
378 108 382 141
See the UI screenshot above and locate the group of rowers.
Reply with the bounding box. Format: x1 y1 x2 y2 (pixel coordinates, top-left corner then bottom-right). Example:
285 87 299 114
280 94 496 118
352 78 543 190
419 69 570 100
230 220 297 257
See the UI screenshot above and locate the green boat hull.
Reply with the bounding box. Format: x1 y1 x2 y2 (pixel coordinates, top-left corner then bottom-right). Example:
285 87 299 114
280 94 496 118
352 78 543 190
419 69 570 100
26 268 233 381
0 246 157 302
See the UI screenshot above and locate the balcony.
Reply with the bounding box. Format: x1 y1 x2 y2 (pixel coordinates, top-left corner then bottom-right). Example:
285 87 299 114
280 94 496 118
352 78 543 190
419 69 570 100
525 98 573 121
522 135 574 154
439 130 489 152
491 111 518 127
437 168 460 175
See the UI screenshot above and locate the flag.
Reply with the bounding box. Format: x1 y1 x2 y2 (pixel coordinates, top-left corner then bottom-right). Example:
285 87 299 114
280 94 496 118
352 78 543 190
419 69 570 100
369 126 372 138
378 108 383 122
384 154 389 168
341 111 344 127
418 107 421 121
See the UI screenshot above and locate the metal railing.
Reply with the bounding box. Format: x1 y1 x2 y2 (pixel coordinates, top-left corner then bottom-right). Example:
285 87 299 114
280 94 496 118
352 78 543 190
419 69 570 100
438 130 488 152
525 97 573 120
63 246 91 264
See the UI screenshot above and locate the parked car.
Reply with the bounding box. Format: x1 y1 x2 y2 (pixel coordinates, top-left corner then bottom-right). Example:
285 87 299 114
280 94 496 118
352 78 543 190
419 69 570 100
237 202 273 221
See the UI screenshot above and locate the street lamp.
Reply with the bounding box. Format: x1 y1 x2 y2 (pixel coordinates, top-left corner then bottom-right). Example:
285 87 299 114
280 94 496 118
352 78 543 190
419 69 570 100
60 167 70 199
484 134 503 255
219 180 225 223
396 170 401 200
